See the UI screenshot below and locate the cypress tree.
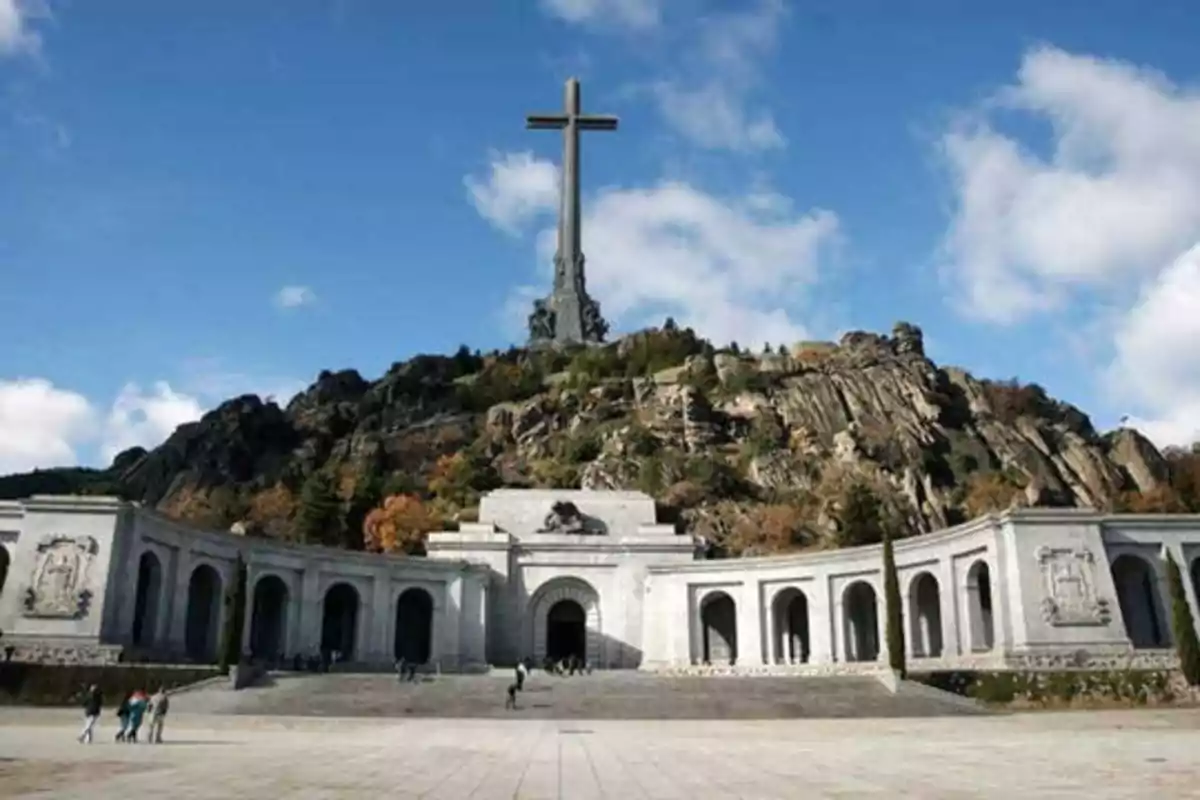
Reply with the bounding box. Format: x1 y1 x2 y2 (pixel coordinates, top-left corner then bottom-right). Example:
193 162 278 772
1165 551 1200 686
295 471 341 546
882 528 906 677
218 554 248 674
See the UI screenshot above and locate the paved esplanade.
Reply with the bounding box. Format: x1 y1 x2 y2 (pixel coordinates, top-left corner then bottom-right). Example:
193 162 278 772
1 708 1198 798
526 77 614 345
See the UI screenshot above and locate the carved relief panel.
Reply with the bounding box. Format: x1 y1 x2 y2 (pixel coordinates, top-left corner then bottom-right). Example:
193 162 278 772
22 535 99 619
1035 546 1111 627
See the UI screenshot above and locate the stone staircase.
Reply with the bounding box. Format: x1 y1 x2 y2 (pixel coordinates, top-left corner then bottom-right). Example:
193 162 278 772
171 670 985 719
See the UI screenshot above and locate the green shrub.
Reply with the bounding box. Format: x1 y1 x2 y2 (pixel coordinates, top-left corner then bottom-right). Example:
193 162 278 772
1166 551 1200 686
218 554 248 674
882 528 905 677
0 664 219 706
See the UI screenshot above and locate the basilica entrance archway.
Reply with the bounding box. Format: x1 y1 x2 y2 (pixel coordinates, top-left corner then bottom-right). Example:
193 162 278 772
546 599 587 662
528 578 601 667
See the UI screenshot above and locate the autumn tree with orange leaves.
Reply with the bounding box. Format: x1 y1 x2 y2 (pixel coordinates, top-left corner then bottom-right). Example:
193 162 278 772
362 493 440 555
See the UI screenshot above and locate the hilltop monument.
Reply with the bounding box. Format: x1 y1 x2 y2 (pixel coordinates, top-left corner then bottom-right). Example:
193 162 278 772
526 77 614 346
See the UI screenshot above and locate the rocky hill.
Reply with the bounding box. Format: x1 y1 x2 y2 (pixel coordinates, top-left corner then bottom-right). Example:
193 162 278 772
2 322 1193 557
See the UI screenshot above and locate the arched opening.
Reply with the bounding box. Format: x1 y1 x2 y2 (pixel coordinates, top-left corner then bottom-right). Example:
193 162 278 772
546 599 586 662
1112 554 1169 648
321 583 360 661
0 544 12 599
131 552 163 647
772 588 809 664
250 575 290 661
966 561 995 652
394 588 434 664
843 581 879 662
909 572 943 658
700 592 738 665
184 565 223 662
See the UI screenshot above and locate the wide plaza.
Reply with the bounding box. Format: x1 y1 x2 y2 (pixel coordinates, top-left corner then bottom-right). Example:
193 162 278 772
0 706 1198 798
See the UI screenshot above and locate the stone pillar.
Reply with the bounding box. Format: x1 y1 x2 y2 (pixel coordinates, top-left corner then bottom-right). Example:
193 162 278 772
940 558 960 657
1164 543 1200 637
439 575 464 671
738 580 764 667
808 576 834 664
297 565 321 654
166 548 193 655
370 570 390 664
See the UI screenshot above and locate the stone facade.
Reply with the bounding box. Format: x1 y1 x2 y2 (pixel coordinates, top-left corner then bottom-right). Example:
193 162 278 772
1 492 1199 673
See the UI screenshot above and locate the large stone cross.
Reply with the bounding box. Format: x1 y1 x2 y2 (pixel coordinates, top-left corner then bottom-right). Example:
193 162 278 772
526 78 616 345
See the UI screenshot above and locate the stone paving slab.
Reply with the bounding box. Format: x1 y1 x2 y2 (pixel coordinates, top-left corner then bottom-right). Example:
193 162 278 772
0 709 1198 798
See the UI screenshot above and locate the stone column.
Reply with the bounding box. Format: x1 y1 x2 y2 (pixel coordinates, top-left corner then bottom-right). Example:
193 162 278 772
738 580 764 667
764 593 777 666
297 565 321 654
439 575 464 671
808 576 834 664
1164 543 1200 636
166 548 193 655
370 570 390 664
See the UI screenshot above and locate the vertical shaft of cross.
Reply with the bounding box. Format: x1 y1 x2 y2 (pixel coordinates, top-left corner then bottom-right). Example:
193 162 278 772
559 78 582 293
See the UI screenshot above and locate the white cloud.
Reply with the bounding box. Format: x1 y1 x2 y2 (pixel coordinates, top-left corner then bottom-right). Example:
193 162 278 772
274 285 317 309
100 382 204 463
464 151 559 235
468 152 839 348
0 378 96 473
540 0 665 30
647 0 786 153
1107 244 1200 449
941 45 1200 322
941 46 1200 447
0 0 46 58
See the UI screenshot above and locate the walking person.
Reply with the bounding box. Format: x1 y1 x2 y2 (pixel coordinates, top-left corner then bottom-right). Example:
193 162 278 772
146 687 169 744
515 659 527 692
505 682 518 710
114 693 132 742
124 690 149 743
77 685 102 744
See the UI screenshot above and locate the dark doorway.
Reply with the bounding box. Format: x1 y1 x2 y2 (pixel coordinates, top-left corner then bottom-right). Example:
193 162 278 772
321 583 360 660
1112 554 1169 648
394 588 434 664
131 552 163 646
700 592 737 665
250 575 290 660
0 544 10 599
844 581 879 662
546 599 586 662
184 565 223 662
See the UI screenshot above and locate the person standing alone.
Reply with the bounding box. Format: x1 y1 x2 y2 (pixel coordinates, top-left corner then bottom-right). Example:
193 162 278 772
77 685 102 744
146 687 169 744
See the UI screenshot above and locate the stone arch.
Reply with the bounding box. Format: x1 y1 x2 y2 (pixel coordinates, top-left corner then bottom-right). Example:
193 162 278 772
1111 554 1169 649
250 574 290 661
185 564 223 662
528 578 601 667
321 582 361 661
843 581 879 662
772 587 809 664
966 560 995 652
0 543 11 599
131 551 163 647
394 587 434 665
700 591 738 665
908 572 943 658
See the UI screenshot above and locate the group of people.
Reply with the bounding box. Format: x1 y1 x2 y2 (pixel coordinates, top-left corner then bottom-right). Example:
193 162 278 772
504 654 590 709
76 684 170 745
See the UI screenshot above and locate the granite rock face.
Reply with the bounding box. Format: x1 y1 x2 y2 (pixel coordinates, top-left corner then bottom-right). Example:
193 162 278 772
0 322 1175 548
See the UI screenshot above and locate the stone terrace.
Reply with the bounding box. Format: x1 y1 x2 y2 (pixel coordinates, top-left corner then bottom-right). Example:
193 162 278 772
170 671 984 719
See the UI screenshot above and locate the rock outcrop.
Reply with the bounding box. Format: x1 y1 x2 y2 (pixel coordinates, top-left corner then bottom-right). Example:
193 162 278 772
0 322 1180 554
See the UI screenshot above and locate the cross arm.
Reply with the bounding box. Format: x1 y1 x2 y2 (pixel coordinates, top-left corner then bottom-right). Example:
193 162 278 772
526 115 568 130
577 115 619 131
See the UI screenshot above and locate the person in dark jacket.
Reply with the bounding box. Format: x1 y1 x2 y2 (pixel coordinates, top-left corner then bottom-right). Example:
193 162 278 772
77 685 102 744
114 694 132 742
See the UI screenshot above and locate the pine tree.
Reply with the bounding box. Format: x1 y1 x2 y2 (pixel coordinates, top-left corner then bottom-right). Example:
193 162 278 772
295 471 341 546
1165 551 1200 686
838 482 883 547
218 554 248 674
882 528 906 677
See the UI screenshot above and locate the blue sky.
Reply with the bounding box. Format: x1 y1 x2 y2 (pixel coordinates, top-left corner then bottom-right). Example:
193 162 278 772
3 0 1200 473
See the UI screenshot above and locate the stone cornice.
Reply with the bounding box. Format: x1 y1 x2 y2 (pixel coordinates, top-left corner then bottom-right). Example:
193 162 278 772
20 494 128 515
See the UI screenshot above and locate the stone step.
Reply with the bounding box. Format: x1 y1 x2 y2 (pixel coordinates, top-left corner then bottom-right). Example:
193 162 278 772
171 671 985 720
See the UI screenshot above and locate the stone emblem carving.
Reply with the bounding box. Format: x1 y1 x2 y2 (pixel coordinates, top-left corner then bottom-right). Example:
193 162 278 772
538 501 590 534
1035 546 1111 627
22 535 99 619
